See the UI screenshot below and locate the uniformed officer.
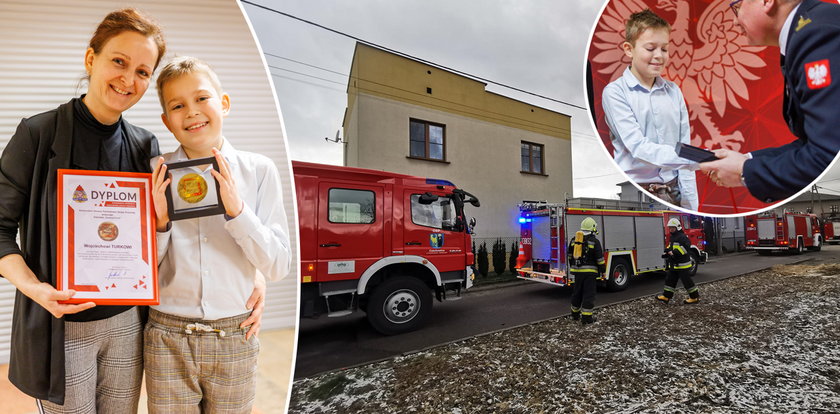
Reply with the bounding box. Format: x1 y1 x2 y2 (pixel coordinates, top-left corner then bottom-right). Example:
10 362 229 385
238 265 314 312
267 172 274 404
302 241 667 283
657 218 699 304
568 217 606 324
701 0 840 202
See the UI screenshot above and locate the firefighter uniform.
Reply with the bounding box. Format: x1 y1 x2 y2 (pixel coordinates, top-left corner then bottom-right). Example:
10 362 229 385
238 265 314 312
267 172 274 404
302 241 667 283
657 219 699 304
742 0 840 202
568 218 606 324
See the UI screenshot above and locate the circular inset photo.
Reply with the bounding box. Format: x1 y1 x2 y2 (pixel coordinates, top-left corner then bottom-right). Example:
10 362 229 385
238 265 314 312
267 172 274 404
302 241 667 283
177 173 208 204
98 222 118 241
585 0 840 216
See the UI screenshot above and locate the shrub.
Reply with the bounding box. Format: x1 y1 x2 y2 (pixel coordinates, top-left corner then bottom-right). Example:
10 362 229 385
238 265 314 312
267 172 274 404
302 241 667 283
509 241 519 273
492 238 506 275
477 242 489 277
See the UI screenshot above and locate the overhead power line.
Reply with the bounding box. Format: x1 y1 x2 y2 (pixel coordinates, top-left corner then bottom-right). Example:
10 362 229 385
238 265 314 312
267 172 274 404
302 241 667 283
241 0 587 111
267 65 346 85
264 52 348 77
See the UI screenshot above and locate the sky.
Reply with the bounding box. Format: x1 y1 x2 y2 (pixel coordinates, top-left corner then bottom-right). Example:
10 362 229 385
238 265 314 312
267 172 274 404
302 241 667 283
241 0 840 202
242 0 623 199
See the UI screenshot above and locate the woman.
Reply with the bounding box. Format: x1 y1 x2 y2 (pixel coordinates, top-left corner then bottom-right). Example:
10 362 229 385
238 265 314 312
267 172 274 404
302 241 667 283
0 9 163 412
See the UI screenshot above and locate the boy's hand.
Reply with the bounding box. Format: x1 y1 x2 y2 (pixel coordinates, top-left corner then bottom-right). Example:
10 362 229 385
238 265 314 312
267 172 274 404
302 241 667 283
151 157 171 231
210 148 243 218
241 272 266 340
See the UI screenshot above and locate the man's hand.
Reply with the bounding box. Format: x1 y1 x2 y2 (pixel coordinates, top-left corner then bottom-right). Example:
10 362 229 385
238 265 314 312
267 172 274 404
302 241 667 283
151 157 171 231
240 272 266 340
210 148 244 218
699 149 749 187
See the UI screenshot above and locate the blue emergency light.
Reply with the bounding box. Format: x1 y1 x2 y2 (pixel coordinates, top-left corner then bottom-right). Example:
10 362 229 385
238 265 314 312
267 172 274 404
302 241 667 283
519 217 527 224
426 178 455 187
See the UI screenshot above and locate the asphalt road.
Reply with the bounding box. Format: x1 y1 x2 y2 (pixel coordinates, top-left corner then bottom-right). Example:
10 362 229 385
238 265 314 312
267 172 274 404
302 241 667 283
293 245 839 378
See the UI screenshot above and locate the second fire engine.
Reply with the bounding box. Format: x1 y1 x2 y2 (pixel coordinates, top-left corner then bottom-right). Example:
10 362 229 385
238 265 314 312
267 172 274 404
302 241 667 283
515 200 707 291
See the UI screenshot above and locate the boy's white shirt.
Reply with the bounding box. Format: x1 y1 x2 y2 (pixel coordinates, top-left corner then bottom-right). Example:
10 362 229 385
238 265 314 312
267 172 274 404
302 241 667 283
602 67 699 210
153 138 291 320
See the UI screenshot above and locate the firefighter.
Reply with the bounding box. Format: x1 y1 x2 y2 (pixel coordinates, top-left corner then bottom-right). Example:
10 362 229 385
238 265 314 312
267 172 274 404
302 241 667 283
568 217 606 324
657 218 700 304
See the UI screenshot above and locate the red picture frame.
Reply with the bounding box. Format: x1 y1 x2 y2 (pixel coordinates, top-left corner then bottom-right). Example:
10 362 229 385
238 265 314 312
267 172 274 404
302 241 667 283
56 169 159 305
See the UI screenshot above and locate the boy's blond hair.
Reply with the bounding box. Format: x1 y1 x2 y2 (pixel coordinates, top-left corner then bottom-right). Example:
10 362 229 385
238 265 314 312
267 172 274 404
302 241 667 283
625 9 670 45
156 56 223 111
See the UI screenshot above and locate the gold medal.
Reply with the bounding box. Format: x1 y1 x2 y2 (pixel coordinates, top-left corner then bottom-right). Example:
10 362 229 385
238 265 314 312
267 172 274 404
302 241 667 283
98 222 118 241
177 173 208 204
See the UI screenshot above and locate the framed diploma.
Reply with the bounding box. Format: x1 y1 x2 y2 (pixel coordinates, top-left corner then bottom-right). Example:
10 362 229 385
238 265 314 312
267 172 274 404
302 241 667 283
163 156 226 221
57 170 159 305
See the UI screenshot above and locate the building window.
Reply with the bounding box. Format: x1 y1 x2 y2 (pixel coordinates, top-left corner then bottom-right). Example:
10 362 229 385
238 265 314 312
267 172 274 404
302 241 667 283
328 188 375 224
409 119 445 161
521 141 544 174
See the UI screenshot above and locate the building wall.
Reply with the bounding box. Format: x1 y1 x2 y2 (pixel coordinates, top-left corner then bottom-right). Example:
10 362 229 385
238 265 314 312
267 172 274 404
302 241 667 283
718 217 745 252
347 93 571 238
0 0 298 364
342 44 572 239
617 182 666 210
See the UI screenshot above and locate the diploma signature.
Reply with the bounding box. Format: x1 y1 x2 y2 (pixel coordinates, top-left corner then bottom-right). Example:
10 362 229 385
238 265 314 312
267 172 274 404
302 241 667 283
106 270 128 279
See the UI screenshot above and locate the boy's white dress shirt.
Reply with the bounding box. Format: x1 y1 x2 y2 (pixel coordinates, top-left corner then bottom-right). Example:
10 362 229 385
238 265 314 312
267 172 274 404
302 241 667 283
154 138 291 320
603 67 699 210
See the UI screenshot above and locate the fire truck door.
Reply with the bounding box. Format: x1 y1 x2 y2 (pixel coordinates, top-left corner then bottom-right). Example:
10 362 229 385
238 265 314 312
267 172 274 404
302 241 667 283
403 191 466 270
316 183 384 281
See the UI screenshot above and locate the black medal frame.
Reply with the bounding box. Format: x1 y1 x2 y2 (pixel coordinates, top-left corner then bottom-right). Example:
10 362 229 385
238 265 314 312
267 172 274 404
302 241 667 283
164 156 226 221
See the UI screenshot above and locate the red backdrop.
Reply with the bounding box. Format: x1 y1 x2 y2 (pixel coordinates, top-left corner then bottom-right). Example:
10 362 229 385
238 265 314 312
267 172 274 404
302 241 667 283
588 0 807 214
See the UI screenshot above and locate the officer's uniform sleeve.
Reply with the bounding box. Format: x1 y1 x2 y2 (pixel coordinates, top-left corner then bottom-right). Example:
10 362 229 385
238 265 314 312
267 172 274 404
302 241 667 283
742 18 840 202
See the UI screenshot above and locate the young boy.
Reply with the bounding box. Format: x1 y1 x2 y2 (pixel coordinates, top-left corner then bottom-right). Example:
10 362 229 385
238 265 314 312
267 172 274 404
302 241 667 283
146 56 291 413
602 9 699 210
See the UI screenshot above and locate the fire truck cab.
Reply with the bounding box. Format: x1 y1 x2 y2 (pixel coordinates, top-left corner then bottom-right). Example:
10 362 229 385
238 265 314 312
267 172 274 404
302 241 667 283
744 210 822 254
294 161 480 335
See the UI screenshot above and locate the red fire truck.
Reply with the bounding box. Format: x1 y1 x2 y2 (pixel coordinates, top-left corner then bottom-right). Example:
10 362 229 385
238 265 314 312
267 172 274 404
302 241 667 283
744 211 822 254
823 216 840 245
515 201 707 291
294 161 480 335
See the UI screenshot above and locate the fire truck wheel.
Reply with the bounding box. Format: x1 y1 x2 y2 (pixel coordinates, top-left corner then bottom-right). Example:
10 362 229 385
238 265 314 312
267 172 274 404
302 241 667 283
367 277 432 335
688 251 699 277
808 238 822 252
606 257 632 292
793 239 804 255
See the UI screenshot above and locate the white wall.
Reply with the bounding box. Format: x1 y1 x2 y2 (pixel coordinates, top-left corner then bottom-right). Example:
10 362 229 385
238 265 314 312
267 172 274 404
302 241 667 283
0 0 298 364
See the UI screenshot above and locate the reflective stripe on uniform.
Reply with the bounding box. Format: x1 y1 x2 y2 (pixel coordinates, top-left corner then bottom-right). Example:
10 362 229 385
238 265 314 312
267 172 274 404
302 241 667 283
581 311 593 316
664 287 675 293
571 307 581 313
597 258 605 265
672 245 687 255
570 268 599 273
687 287 699 294
674 262 692 270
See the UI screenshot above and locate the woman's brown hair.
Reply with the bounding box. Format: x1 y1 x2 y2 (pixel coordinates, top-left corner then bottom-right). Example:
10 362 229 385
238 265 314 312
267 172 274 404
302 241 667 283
89 8 166 70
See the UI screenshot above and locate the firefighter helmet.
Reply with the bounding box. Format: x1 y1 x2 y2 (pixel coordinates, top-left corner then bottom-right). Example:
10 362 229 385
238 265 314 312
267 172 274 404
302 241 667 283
667 218 682 230
580 217 597 233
